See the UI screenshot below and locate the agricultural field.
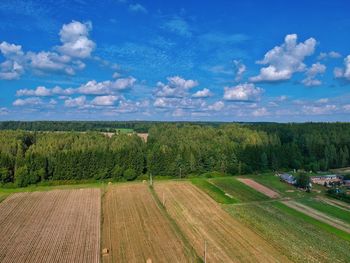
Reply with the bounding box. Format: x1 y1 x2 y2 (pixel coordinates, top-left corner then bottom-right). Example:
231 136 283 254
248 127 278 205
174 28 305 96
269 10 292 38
101 183 194 263
154 181 290 262
0 188 100 263
209 177 270 202
225 202 350 262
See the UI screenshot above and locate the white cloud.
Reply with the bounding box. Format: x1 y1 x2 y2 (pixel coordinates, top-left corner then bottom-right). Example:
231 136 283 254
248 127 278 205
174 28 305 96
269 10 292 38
78 77 136 95
129 3 147 13
302 104 336 115
316 98 329 104
0 42 25 80
155 76 198 98
252 107 269 117
172 108 185 117
318 51 341 60
223 83 264 101
250 34 316 82
13 97 44 106
57 21 95 59
0 107 9 115
208 101 224 111
334 55 350 81
17 86 51 96
233 60 246 82
91 95 118 106
64 96 87 108
302 62 326 86
192 88 212 98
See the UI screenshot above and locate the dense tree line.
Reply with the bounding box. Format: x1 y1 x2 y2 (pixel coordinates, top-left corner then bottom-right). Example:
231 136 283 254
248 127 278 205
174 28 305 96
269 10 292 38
1 122 350 187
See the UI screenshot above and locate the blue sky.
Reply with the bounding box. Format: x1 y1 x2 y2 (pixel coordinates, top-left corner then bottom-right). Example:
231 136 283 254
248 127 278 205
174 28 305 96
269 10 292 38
1 0 350 121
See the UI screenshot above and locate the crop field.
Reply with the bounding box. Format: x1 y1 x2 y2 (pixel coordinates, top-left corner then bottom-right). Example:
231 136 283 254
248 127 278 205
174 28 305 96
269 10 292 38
299 198 350 224
209 177 270 202
101 184 192 263
237 178 280 198
0 189 100 263
225 201 350 262
154 181 290 262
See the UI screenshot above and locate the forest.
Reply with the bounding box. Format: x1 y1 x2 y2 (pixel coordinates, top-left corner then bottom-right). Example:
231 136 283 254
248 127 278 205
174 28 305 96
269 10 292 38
0 122 350 187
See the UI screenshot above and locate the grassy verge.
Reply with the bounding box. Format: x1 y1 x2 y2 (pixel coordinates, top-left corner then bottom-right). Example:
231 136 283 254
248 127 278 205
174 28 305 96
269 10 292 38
191 179 237 204
149 185 203 263
274 202 350 242
299 198 350 224
210 177 269 202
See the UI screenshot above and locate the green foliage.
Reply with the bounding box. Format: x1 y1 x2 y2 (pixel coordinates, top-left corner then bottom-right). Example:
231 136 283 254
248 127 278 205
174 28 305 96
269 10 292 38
14 166 29 187
124 168 137 181
295 173 310 189
191 179 237 204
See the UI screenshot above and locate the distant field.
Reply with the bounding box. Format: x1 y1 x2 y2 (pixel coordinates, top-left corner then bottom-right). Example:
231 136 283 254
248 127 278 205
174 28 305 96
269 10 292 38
0 189 100 263
102 184 192 263
225 201 350 262
210 177 270 202
154 181 290 262
247 174 309 198
191 178 236 204
300 198 350 224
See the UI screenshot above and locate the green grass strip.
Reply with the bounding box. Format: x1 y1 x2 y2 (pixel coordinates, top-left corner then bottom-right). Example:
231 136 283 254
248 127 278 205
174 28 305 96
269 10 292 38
191 179 237 204
274 202 350 242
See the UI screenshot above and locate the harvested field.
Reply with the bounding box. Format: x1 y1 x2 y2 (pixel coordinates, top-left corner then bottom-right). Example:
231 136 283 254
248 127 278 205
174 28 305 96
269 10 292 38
154 181 290 262
282 200 350 234
237 178 280 198
0 188 100 263
102 184 191 263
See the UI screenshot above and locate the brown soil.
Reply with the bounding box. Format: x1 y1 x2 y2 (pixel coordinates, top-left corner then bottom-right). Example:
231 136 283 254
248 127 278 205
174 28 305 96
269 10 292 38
238 178 280 198
154 181 290 262
0 189 101 263
101 184 190 263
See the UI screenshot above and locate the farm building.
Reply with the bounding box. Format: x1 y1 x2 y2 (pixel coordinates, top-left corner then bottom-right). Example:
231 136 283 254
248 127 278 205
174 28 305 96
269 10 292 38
310 174 341 185
280 173 296 185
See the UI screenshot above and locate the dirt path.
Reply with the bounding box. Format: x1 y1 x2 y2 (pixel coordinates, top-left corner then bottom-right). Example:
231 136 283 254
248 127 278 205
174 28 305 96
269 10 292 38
318 197 350 211
282 200 350 234
155 181 290 263
101 184 190 263
238 178 280 198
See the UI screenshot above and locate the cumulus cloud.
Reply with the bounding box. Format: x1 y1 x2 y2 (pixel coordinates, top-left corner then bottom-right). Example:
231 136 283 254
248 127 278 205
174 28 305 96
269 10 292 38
302 104 336 115
57 21 95 59
223 83 263 101
302 62 326 86
155 76 198 98
192 88 212 98
91 95 119 106
208 101 224 111
13 97 44 106
64 96 87 108
0 21 95 79
17 76 136 97
318 51 341 60
252 107 269 117
250 34 316 82
233 60 246 82
334 55 350 81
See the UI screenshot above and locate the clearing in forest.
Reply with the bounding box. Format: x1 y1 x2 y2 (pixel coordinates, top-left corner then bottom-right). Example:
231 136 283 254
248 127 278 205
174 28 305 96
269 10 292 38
154 181 290 262
101 184 193 263
237 178 280 198
0 189 100 263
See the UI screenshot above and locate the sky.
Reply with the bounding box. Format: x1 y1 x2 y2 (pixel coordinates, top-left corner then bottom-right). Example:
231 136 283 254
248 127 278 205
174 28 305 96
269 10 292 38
1 0 350 122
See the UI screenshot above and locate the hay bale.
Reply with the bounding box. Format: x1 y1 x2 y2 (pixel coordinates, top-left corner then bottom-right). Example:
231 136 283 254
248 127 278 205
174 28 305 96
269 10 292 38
102 248 109 255
146 258 152 263
108 182 112 185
